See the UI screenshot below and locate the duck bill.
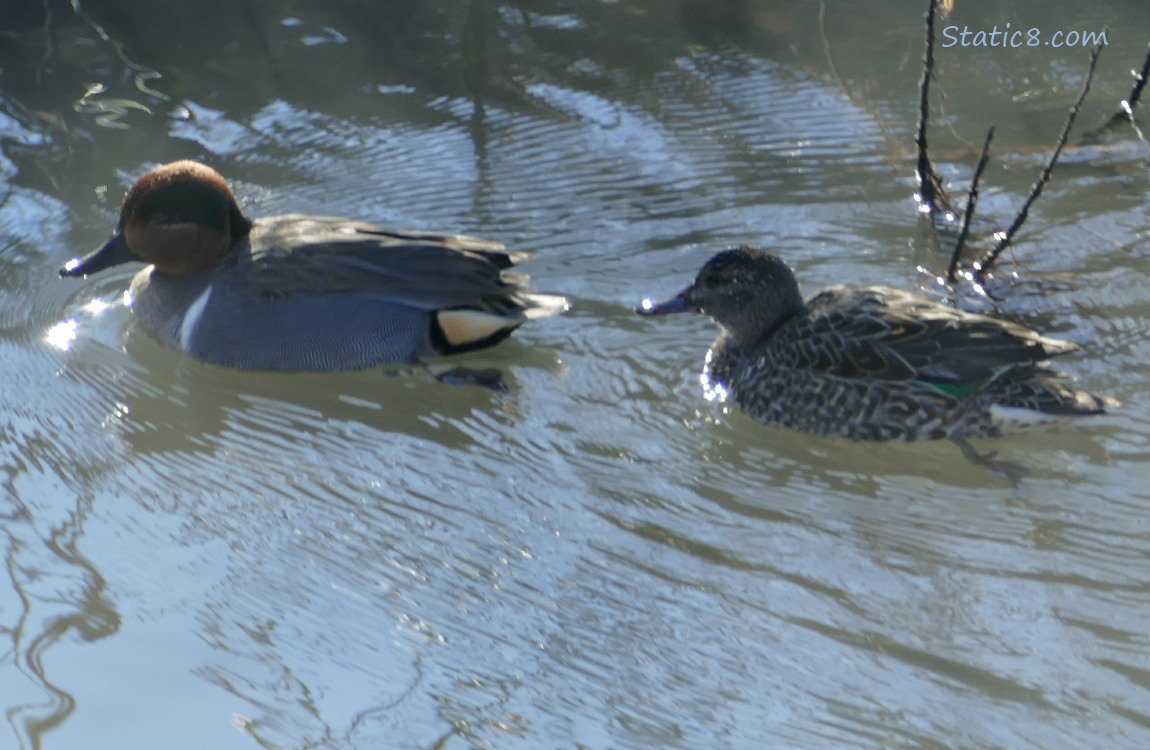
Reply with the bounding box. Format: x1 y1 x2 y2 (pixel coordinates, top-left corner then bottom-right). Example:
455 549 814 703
60 230 139 278
636 291 694 316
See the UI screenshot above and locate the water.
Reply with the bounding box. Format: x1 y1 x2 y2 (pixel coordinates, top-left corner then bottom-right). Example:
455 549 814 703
2 1 1150 748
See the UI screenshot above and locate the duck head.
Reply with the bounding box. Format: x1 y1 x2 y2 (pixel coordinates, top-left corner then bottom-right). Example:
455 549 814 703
61 160 252 279
636 246 805 342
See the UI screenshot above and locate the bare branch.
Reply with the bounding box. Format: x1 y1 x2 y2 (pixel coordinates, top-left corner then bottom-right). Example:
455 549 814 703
1108 41 1150 130
976 42 1103 278
947 126 994 282
914 0 949 216
1124 42 1150 114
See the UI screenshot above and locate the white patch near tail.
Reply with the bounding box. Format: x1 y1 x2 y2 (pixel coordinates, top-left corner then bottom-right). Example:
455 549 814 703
988 405 1066 434
521 293 569 320
179 284 213 351
437 309 521 347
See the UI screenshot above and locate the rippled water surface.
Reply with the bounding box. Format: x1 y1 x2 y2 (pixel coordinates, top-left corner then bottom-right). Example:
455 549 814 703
2 1 1150 748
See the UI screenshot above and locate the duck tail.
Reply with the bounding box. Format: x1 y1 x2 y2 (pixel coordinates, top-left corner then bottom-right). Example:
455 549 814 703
992 367 1116 418
1033 375 1116 416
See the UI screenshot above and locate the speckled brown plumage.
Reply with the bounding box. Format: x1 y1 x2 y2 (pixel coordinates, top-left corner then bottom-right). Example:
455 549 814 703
639 247 1113 441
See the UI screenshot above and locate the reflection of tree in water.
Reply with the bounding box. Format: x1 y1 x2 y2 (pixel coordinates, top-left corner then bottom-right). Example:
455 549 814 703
0 483 119 748
1 0 799 191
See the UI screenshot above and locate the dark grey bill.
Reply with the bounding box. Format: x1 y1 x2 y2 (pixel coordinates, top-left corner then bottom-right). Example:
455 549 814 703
636 292 693 316
60 230 139 278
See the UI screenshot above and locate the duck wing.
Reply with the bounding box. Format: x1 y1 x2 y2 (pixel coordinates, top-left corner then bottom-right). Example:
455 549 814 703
238 215 532 312
772 286 1078 387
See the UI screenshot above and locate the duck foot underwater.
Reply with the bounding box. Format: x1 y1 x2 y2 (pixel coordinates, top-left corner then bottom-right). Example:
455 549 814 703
638 246 1115 442
434 366 509 392
952 437 1029 482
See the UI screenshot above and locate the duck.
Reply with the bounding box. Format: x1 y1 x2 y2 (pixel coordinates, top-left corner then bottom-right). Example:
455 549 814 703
637 246 1113 440
60 160 567 372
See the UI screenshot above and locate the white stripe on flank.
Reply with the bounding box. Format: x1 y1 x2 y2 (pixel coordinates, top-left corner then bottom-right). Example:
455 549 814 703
179 284 213 351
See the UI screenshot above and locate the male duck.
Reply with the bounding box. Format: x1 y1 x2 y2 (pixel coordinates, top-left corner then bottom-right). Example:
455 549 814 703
61 160 567 371
637 246 1113 440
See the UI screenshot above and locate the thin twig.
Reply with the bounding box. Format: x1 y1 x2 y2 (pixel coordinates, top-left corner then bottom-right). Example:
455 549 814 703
914 0 948 216
1125 43 1150 112
976 42 1103 278
1109 42 1150 130
947 126 994 282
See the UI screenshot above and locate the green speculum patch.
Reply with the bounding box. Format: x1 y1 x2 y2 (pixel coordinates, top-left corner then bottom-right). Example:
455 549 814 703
141 183 229 229
922 380 980 399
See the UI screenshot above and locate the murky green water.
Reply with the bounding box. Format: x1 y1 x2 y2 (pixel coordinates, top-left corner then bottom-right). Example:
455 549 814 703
2 1 1149 748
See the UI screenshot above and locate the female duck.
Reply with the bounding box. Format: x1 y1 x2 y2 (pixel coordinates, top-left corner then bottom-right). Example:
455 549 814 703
638 246 1112 440
61 160 566 371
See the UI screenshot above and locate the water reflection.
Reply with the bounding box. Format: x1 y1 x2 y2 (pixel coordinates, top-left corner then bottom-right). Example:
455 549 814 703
0 471 120 749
